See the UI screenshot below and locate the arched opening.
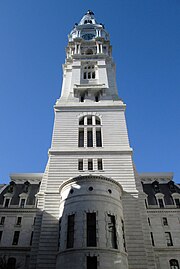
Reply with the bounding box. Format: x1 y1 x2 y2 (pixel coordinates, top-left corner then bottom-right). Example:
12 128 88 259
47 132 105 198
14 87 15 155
7 257 16 269
170 259 179 269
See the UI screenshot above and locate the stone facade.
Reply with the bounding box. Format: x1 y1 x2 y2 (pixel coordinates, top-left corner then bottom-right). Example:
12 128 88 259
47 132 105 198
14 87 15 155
0 10 180 269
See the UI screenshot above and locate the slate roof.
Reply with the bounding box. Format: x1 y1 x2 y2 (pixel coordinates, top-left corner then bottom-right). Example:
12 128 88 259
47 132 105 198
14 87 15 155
0 182 40 206
142 181 180 206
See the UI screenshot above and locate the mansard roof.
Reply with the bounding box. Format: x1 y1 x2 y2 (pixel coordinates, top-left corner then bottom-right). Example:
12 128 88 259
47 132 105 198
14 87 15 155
142 180 180 206
0 173 42 206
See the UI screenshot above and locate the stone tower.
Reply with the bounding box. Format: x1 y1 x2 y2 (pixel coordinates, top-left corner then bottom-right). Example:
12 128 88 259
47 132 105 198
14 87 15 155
29 11 156 269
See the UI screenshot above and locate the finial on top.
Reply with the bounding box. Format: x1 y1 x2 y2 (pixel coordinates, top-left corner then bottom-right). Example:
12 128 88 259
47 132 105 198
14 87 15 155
86 10 94 16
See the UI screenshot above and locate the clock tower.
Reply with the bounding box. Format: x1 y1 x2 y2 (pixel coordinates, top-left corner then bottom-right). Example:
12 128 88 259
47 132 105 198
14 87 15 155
30 11 156 269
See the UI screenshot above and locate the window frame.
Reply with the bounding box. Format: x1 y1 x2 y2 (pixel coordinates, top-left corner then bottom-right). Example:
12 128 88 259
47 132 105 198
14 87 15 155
12 231 20 245
87 256 97 269
169 259 179 269
97 159 103 171
82 64 96 81
78 159 83 171
107 214 118 249
162 217 168 226
3 197 11 208
86 212 97 247
19 198 26 208
88 159 93 171
66 214 75 249
165 232 173 246
78 115 102 148
0 216 5 226
150 232 155 246
16 216 22 226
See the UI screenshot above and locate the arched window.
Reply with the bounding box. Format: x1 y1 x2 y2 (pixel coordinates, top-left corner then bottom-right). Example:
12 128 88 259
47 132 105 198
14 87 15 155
83 64 95 80
78 115 102 148
170 259 179 269
7 257 16 269
155 192 165 208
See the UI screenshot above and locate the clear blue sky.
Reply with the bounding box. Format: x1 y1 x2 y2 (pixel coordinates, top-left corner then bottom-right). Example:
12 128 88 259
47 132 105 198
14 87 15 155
0 0 180 184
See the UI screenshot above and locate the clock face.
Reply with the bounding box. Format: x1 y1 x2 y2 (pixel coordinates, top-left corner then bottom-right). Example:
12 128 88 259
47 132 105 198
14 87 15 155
82 33 95 40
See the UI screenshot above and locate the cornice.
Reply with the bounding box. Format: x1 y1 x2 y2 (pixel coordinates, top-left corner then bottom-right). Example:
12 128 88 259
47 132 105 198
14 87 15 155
48 149 133 155
147 208 180 213
54 104 126 111
0 246 31 252
154 247 180 252
59 174 123 192
10 173 43 183
0 208 38 213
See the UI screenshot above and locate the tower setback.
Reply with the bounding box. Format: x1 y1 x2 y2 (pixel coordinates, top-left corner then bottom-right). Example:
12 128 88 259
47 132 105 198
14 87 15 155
0 11 180 269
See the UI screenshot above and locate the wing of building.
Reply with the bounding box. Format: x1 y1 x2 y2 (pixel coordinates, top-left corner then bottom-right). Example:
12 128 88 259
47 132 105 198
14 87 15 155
0 10 180 269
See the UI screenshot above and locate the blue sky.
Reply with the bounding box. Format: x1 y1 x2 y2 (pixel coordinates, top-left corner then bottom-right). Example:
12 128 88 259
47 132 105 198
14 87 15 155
0 0 180 184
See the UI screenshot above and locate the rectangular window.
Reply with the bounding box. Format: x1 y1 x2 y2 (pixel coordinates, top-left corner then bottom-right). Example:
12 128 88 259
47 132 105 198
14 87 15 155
78 129 84 147
0 231 2 243
165 232 173 246
107 214 117 249
97 159 103 170
87 213 96 247
150 232 155 246
121 220 126 251
67 214 75 248
80 95 85 102
0 217 5 225
4 198 10 208
12 231 20 245
20 199 26 208
162 217 168 226
87 256 97 269
83 72 87 79
87 129 93 147
88 159 93 171
16 217 22 226
96 129 102 147
30 231 34 246
158 198 164 208
78 159 83 170
175 199 180 208
148 217 151 226
33 217 36 226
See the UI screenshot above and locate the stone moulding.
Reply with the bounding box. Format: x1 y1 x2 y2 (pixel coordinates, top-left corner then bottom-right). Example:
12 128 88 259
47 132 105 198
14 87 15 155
59 174 123 193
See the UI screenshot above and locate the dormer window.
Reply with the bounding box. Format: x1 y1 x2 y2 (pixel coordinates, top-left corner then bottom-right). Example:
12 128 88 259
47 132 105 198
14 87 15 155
155 193 165 208
3 191 13 208
8 181 15 193
152 181 160 193
172 193 180 208
23 181 30 193
4 198 10 208
19 198 26 208
168 181 176 192
174 198 180 208
19 192 28 208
